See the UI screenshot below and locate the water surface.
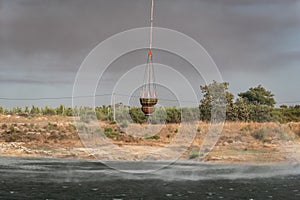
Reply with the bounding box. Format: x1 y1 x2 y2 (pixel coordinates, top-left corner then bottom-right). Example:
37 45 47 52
1 157 300 199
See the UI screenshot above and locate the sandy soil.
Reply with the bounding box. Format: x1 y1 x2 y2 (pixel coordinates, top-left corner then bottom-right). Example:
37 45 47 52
1 114 300 163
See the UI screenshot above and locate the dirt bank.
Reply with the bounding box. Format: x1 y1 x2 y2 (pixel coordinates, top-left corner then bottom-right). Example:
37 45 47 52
1 114 300 163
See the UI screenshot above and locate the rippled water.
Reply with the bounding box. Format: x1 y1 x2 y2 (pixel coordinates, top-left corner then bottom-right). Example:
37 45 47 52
1 157 300 199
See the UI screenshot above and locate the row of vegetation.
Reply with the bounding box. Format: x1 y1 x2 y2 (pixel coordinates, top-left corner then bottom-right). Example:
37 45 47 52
199 81 300 123
1 82 300 123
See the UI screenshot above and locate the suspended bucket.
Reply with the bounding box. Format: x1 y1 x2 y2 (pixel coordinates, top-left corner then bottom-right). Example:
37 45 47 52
140 49 158 116
139 0 158 117
140 97 158 116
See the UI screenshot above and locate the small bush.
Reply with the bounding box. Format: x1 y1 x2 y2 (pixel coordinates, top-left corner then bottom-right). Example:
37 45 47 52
144 134 160 140
42 106 56 115
189 150 200 159
251 129 266 142
104 127 120 139
9 125 16 133
5 133 21 142
104 128 113 133
47 122 57 131
67 124 77 132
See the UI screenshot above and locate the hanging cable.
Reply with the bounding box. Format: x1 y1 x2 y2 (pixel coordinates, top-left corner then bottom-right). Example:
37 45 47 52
140 0 158 117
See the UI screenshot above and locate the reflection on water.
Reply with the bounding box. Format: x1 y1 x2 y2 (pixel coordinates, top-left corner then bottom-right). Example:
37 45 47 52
0 157 300 199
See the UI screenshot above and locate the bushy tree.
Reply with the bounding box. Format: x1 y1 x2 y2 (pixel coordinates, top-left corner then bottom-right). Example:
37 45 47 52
55 105 65 116
42 106 56 115
11 107 22 114
234 98 251 121
65 107 73 116
237 85 276 122
199 81 233 122
95 105 113 121
24 106 29 113
273 105 300 122
238 85 276 107
129 107 146 123
30 105 40 115
249 103 273 122
166 107 181 123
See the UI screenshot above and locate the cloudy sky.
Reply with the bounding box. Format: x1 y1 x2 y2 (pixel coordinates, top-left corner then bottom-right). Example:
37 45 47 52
1 0 300 108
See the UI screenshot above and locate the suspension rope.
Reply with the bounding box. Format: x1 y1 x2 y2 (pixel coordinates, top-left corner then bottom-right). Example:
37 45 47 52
142 0 157 99
149 0 154 51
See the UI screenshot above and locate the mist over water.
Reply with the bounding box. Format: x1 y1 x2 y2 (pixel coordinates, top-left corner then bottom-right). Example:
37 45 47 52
1 157 300 199
1 157 300 181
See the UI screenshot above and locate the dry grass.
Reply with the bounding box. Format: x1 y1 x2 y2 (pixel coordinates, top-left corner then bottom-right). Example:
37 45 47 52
1 114 300 163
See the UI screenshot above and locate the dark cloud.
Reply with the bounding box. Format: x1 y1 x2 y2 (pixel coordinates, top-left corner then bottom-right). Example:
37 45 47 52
1 0 299 71
0 0 300 107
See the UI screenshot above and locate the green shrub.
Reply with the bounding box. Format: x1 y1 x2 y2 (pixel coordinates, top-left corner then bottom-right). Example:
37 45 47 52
47 122 57 131
129 107 146 123
104 128 120 139
144 134 160 140
30 105 40 115
42 106 56 115
55 105 65 115
67 124 77 132
95 106 113 121
189 150 200 159
166 107 181 123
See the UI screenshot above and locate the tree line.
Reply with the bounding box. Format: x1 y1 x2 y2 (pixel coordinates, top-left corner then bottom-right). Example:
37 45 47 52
199 81 300 123
0 81 299 123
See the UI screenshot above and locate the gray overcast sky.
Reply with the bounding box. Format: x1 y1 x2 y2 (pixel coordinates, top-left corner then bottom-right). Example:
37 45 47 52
0 0 300 108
